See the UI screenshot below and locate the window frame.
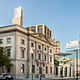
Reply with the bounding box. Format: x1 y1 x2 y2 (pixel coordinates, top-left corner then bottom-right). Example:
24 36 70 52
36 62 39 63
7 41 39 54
7 48 11 57
21 64 24 73
21 49 25 58
38 54 41 60
7 38 11 43
21 39 25 45
50 56 52 62
0 39 3 44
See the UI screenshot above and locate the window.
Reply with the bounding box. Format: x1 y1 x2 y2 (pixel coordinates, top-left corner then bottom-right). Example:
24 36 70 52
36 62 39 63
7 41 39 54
38 45 41 49
47 29 49 38
39 66 42 74
7 38 11 43
31 54 34 59
45 55 46 61
27 28 30 31
21 64 24 73
50 49 52 53
7 49 11 57
7 68 10 73
31 43 34 47
21 39 24 44
31 27 36 32
21 50 24 58
38 54 41 60
45 47 46 51
38 25 42 33
50 67 52 73
32 65 35 73
44 26 46 34
50 31 51 37
0 39 3 44
50 56 52 62
46 66 48 73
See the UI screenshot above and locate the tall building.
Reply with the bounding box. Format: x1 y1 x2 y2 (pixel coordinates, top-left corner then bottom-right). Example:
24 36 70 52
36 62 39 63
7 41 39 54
66 40 80 77
0 7 60 79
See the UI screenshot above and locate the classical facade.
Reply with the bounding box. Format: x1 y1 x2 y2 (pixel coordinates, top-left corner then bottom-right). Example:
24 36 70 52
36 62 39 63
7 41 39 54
0 7 60 79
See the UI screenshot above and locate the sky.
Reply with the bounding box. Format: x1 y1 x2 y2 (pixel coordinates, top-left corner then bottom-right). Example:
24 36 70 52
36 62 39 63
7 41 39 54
0 0 80 52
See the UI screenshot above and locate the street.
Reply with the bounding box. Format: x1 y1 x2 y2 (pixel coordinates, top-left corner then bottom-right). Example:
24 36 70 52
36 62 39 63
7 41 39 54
15 78 80 80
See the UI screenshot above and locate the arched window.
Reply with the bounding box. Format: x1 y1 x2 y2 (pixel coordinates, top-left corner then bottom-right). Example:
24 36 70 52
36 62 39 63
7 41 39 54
21 64 24 73
46 66 48 74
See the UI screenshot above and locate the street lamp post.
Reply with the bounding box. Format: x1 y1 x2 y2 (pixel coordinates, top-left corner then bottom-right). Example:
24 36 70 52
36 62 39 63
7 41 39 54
39 65 42 80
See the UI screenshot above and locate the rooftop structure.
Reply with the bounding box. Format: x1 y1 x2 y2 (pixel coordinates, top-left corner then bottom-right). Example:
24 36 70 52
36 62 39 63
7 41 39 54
12 7 23 26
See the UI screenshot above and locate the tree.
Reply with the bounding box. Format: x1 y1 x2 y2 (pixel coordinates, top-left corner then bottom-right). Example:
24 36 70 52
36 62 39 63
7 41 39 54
0 47 13 73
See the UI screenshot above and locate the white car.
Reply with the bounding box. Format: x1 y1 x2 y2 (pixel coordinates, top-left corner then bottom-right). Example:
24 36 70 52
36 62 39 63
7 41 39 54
0 73 13 80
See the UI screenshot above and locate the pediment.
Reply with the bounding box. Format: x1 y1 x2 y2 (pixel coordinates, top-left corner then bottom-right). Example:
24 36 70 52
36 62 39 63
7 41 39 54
30 33 54 45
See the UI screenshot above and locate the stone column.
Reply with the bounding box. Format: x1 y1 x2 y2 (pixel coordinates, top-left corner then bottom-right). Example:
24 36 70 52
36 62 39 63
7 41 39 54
63 67 65 77
58 67 61 77
47 46 49 63
71 66 73 77
67 67 70 77
42 44 44 60
54 66 56 76
35 42 37 60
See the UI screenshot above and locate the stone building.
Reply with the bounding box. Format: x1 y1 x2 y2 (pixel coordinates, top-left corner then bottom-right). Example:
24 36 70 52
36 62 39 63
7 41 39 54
0 7 60 79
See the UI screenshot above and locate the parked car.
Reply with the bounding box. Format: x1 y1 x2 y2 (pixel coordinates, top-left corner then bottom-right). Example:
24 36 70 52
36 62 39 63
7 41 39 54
0 73 13 80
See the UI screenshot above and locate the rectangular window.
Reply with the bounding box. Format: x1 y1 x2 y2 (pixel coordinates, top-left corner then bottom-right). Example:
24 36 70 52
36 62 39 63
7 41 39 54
21 39 24 44
46 66 48 73
21 50 24 58
38 25 42 33
44 26 46 34
31 27 36 32
45 55 46 61
21 64 24 73
7 49 11 57
50 56 52 62
7 38 11 43
32 65 35 73
7 68 10 73
31 43 34 47
47 29 49 38
38 45 41 49
31 54 34 60
38 54 41 60
50 49 52 53
45 47 46 51
50 31 51 37
50 67 52 73
0 39 3 44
